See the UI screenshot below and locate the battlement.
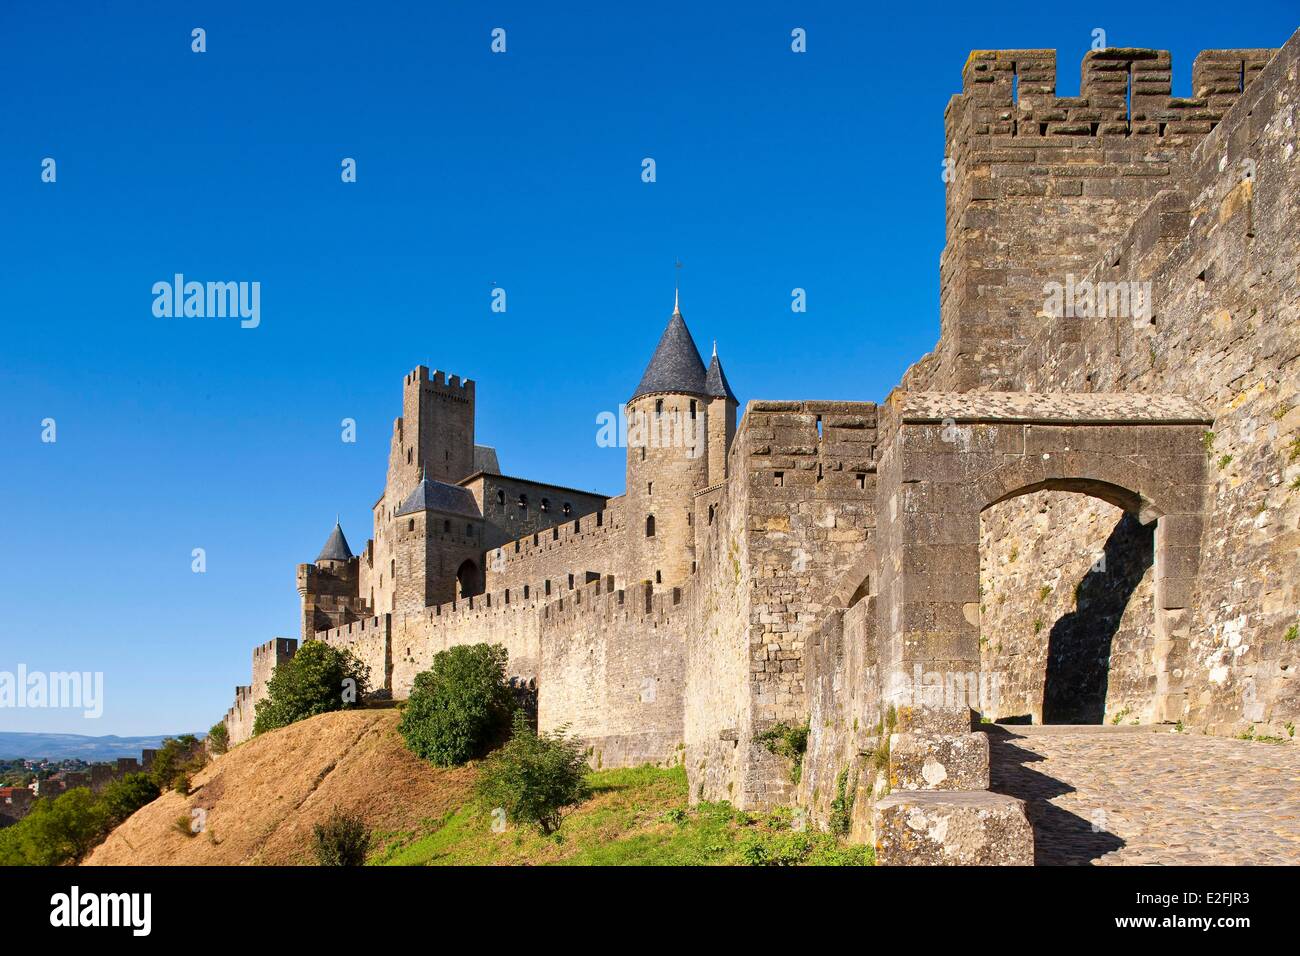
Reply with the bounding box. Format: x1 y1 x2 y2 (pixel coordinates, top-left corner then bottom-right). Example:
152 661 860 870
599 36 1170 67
741 400 879 484
406 365 476 397
254 637 298 661
486 500 623 573
957 47 1275 138
541 575 690 628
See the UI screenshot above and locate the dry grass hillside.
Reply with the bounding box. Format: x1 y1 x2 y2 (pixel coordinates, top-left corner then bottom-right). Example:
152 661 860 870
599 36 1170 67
85 709 475 865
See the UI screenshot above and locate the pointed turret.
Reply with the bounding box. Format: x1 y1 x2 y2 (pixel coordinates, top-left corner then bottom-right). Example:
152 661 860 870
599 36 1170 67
316 521 354 563
705 342 737 403
630 305 709 401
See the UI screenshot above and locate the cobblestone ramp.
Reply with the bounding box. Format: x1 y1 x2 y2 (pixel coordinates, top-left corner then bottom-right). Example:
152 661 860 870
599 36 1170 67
988 726 1300 865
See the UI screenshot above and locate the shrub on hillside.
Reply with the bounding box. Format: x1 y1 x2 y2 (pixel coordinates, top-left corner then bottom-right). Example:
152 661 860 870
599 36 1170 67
475 712 591 835
149 735 206 792
398 643 515 766
253 641 371 735
99 773 161 828
312 809 371 866
207 721 229 755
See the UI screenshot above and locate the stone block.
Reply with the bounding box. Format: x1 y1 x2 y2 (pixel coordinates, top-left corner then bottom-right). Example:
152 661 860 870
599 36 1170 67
889 730 989 791
873 791 1033 865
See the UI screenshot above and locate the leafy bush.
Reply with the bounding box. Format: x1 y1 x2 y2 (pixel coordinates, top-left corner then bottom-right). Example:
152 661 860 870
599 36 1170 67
476 712 591 835
756 722 810 784
99 773 160 828
312 809 371 866
0 788 107 866
149 735 206 792
253 641 371 735
207 721 229 755
398 643 515 766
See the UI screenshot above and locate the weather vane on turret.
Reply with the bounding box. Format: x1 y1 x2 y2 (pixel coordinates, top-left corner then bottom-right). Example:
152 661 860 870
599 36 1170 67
674 258 683 315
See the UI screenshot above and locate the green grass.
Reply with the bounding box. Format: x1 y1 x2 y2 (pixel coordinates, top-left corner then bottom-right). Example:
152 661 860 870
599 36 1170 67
369 765 872 867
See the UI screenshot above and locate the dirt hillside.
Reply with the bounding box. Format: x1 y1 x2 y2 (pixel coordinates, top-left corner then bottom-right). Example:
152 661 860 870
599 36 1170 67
85 709 474 865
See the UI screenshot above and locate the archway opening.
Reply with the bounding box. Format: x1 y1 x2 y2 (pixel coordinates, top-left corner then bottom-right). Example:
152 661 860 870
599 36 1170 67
979 490 1155 725
456 558 483 598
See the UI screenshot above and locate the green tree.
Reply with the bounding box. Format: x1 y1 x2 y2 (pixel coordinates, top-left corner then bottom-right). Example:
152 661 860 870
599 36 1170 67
149 735 205 792
207 721 229 755
475 712 591 835
99 773 161 828
1 788 107 865
253 641 371 735
398 643 515 766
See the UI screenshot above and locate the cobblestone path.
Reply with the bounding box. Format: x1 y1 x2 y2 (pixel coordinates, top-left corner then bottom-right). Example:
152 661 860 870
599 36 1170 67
988 726 1300 865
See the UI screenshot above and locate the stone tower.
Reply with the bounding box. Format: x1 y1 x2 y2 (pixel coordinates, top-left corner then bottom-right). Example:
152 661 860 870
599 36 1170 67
296 521 365 640
364 367 477 616
391 473 486 613
389 367 475 489
625 294 711 587
704 342 737 485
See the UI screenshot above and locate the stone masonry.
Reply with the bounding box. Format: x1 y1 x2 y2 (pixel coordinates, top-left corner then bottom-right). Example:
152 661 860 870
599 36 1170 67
221 31 1299 864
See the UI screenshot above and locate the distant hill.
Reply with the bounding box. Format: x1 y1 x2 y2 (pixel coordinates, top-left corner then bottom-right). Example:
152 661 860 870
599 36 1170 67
0 732 202 762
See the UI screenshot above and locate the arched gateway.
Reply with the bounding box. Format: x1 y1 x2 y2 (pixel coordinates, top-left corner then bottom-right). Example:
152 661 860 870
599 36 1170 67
876 391 1211 726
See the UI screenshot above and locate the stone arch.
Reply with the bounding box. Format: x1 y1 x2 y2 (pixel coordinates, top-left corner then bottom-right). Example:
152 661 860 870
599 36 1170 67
877 396 1210 726
829 548 878 610
456 558 482 598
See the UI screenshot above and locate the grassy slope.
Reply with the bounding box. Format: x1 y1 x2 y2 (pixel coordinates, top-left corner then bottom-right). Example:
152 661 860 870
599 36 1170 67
372 765 873 866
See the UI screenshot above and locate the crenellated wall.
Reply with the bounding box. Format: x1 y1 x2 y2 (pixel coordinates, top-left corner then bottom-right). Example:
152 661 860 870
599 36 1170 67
539 577 687 768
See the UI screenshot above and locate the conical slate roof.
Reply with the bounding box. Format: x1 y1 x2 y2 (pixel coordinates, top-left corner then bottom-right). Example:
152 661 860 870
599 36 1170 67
705 345 737 403
395 477 481 518
630 304 709 401
317 522 354 562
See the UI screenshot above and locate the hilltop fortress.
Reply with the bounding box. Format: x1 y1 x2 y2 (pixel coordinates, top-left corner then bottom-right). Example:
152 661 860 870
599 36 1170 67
223 33 1299 864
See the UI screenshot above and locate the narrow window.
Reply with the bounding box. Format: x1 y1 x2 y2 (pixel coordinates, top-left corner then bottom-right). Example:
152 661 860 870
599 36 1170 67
497 490 505 507
687 510 693 527
408 518 415 532
568 573 575 589
562 502 572 516
545 580 552 596
407 448 412 464
708 504 715 525
774 471 784 487
523 585 530 599
443 519 450 533
466 524 473 536
855 472 866 490
655 399 663 416
518 494 528 510
390 559 395 578
655 570 662 584
690 400 697 420
646 515 656 537
647 481 653 495
541 498 550 512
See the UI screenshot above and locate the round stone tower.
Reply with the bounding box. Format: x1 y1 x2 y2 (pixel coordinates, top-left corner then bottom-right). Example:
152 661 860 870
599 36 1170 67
625 294 712 588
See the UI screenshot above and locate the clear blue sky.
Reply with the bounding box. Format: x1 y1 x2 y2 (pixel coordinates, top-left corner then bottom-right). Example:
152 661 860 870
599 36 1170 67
2 2 1294 735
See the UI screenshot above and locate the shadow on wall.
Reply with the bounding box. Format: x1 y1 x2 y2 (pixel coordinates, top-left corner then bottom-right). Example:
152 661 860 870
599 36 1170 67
1042 513 1154 724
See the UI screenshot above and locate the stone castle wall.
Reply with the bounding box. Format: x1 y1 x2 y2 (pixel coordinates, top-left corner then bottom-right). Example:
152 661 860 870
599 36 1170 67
219 36 1299 851
936 35 1299 737
539 578 688 769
